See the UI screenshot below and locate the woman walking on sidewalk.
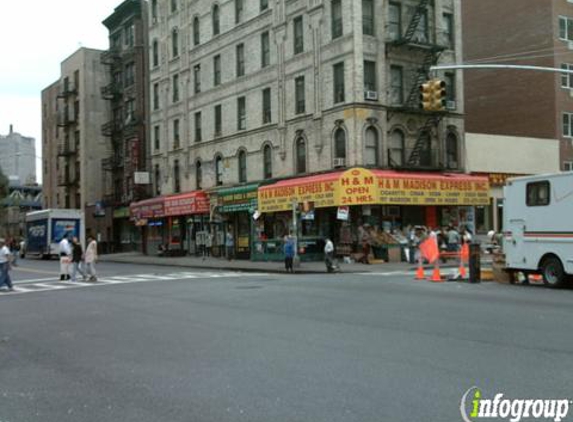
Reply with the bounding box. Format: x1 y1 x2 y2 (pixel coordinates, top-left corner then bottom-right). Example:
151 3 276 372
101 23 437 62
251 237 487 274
84 235 98 281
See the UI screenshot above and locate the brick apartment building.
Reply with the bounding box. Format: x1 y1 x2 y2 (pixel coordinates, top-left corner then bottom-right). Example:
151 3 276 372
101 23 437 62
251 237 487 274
463 0 573 171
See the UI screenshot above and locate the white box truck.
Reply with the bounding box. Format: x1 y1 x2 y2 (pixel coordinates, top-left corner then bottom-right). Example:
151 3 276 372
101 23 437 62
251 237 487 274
24 209 85 259
503 173 573 287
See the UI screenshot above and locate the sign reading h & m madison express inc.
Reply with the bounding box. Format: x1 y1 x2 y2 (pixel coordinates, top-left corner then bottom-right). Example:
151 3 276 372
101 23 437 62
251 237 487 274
257 168 489 212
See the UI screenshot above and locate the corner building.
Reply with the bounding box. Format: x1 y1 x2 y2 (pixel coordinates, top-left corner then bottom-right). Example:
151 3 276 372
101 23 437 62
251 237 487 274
132 0 488 259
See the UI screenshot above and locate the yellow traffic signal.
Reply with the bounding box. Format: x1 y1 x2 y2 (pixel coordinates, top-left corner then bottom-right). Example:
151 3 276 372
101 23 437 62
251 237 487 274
420 81 433 111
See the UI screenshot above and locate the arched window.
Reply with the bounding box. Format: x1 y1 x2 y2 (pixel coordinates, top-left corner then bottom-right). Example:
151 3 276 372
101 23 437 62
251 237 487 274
193 16 200 46
238 150 247 182
334 128 346 159
172 28 179 58
196 160 202 189
296 137 306 174
446 132 458 169
215 155 223 186
173 159 181 193
212 5 220 36
389 129 405 167
152 39 159 67
364 127 379 166
263 144 272 179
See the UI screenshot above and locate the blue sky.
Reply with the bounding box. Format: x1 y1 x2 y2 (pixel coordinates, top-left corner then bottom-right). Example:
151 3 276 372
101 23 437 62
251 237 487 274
0 0 125 183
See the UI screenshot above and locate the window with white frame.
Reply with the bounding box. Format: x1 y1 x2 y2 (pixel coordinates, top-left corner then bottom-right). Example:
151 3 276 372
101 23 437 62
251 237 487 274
561 63 573 88
563 161 573 171
563 112 573 137
559 16 573 41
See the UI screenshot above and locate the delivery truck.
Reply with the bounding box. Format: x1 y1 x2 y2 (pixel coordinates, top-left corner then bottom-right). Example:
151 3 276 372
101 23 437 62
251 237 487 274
24 209 85 259
503 173 573 287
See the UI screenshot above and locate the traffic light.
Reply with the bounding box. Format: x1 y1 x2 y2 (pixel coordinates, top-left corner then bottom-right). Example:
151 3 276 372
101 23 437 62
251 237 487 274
419 79 447 111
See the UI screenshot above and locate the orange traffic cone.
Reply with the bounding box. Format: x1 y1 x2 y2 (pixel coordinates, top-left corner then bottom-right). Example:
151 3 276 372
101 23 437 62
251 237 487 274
415 263 425 280
429 264 443 282
529 274 543 283
459 264 467 279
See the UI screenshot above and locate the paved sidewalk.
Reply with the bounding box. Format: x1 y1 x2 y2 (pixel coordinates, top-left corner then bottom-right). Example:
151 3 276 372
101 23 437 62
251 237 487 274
99 252 482 274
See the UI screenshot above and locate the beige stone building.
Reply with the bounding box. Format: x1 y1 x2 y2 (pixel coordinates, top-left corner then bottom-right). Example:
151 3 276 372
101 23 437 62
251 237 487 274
41 48 113 246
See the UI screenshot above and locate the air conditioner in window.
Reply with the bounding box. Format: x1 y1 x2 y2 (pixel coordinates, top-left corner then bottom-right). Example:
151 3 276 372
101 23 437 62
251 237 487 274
364 90 379 101
446 100 456 110
333 158 346 168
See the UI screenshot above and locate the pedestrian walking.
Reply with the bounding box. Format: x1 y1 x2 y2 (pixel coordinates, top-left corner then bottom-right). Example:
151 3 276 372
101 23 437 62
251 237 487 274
70 237 87 282
203 231 212 260
225 229 234 261
59 233 72 280
0 238 14 292
447 226 461 252
283 234 295 273
324 238 338 273
84 235 98 282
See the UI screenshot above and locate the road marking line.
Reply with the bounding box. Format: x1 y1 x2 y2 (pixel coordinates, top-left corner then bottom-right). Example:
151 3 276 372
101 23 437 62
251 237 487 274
34 283 67 289
15 277 61 284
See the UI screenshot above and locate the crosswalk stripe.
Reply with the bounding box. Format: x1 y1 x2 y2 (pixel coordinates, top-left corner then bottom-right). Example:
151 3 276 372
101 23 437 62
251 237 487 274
34 283 68 289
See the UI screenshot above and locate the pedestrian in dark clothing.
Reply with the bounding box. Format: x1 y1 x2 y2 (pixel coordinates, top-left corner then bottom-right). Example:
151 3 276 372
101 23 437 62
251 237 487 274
283 234 295 273
70 237 87 282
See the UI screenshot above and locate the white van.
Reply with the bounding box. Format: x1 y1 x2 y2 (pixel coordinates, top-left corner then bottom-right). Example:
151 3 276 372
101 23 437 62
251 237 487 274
503 173 573 287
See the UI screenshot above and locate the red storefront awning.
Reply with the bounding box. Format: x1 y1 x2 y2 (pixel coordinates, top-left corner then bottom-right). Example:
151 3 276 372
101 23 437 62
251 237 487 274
130 191 210 219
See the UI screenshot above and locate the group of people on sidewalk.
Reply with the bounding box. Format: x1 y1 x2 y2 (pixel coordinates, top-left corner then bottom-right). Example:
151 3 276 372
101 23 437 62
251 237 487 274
58 234 99 282
406 225 473 264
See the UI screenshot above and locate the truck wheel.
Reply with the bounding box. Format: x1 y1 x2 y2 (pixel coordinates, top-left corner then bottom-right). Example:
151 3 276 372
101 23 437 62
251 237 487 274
541 256 566 288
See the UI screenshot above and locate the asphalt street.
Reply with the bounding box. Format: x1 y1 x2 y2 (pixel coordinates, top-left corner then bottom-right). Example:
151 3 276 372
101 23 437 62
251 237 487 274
1 258 572 422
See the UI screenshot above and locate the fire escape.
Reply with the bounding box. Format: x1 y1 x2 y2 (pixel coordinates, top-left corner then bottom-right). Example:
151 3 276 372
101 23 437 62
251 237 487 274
56 82 80 191
386 0 447 170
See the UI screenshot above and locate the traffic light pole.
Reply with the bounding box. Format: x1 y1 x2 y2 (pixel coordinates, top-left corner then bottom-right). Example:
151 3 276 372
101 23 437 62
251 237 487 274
430 64 573 75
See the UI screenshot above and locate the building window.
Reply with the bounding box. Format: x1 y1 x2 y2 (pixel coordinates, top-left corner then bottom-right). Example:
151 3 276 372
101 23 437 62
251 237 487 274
390 65 403 105
261 0 268 11
296 137 306 174
236 43 245 77
153 83 159 110
262 88 272 124
333 62 345 103
172 29 179 58
173 159 181 193
261 31 270 68
235 0 244 24
561 64 573 88
446 132 458 169
214 104 222 136
294 16 304 54
213 5 220 36
154 125 160 150
238 150 247 183
124 24 134 47
563 112 573 137
237 96 246 130
389 129 404 166
215 155 223 185
410 7 428 42
196 160 202 189
445 72 455 103
171 0 177 13
331 0 343 39
334 128 346 160
362 0 374 36
193 17 200 46
151 0 158 21
526 181 550 207
154 164 161 195
443 13 454 48
364 127 379 166
388 2 401 40
564 161 573 171
125 99 135 122
364 61 377 93
172 74 179 102
195 111 202 142
152 39 159 67
194 64 201 94
559 16 573 41
124 62 135 87
295 76 305 114
213 55 221 86
173 119 180 149
263 144 272 179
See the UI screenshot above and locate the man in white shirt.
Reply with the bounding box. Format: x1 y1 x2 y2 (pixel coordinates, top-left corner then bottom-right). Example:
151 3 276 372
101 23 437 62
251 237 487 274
324 238 336 273
59 233 72 281
0 238 14 291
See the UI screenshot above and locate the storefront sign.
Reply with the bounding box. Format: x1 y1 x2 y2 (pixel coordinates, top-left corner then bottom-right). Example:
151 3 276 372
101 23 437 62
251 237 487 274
113 207 130 219
164 191 209 216
337 206 349 221
258 168 490 212
217 184 259 213
130 198 165 219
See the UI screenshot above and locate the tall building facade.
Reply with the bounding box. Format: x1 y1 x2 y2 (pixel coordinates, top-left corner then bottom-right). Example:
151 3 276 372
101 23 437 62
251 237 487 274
0 125 36 185
463 0 573 171
131 0 488 258
102 0 149 252
41 48 113 248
